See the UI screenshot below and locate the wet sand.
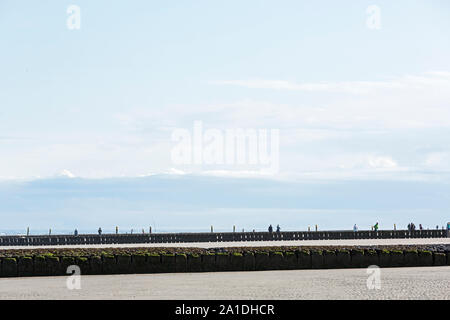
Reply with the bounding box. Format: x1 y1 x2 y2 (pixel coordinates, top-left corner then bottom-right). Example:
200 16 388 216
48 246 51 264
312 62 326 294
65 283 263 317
1 266 449 300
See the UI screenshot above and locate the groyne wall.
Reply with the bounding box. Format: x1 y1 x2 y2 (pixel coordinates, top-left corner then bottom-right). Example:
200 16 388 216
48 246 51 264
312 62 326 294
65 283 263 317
1 248 449 277
0 229 448 247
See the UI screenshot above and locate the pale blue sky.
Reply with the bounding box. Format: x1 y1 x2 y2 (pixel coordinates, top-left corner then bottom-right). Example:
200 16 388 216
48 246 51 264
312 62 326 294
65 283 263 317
1 175 449 233
1 0 450 179
0 1 449 232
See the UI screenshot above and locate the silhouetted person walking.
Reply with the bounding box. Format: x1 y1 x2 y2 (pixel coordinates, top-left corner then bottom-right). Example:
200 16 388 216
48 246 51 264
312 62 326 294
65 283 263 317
98 227 102 235
268 224 273 233
276 224 281 233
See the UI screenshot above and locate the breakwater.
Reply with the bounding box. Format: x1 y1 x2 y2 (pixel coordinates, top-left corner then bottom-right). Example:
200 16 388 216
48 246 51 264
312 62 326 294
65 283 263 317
0 247 449 277
0 229 448 247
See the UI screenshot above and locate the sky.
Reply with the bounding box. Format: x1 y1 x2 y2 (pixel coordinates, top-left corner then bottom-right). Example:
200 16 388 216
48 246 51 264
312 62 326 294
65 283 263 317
0 1 449 232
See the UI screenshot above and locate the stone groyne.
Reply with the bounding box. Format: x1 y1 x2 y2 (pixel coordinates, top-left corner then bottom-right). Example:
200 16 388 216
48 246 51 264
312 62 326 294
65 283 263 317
0 246 449 277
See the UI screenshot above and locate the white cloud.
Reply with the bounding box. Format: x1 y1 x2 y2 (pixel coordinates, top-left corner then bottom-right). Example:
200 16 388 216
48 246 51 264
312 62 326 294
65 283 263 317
213 72 450 95
213 79 404 94
58 169 76 178
114 71 450 134
424 152 450 168
200 170 275 178
167 168 187 175
367 156 397 169
2 71 450 181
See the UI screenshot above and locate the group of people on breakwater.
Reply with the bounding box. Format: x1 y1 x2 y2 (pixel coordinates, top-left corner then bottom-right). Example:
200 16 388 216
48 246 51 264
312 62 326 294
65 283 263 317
407 222 448 231
267 224 281 233
15 221 449 237
73 227 147 236
89 222 450 235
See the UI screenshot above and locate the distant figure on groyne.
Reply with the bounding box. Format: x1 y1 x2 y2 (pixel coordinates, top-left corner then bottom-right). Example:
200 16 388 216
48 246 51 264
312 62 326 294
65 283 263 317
268 225 273 233
98 227 102 235
276 224 281 233
408 223 416 231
